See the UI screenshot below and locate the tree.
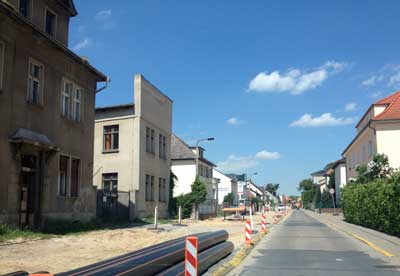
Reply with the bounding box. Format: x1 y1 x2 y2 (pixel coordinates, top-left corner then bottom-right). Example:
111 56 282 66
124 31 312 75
355 153 394 184
191 176 207 220
223 192 234 205
265 183 280 196
168 171 178 216
298 179 314 192
298 178 316 209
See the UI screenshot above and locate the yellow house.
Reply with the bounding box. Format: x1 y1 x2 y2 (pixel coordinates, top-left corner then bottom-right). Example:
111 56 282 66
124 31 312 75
342 91 400 181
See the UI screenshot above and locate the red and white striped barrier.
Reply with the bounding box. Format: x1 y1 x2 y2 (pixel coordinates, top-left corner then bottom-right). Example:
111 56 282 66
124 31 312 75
245 220 251 245
185 236 198 276
261 214 267 234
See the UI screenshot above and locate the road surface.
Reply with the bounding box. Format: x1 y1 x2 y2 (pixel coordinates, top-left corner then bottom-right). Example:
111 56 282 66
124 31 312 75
229 210 399 276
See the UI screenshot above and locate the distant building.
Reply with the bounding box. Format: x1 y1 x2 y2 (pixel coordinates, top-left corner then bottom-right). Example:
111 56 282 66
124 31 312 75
171 135 218 217
93 75 172 220
343 91 400 181
0 0 107 228
213 169 238 205
332 159 347 203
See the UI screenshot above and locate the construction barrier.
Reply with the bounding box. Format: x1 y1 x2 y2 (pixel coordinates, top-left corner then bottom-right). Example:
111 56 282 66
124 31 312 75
185 236 198 276
245 220 251 245
261 215 267 234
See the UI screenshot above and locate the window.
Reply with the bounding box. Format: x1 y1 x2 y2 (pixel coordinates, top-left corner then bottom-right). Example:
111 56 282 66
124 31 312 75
73 87 81 122
59 155 69 196
163 136 166 158
151 129 155 153
19 0 29 17
159 134 167 159
27 59 43 105
103 125 119 152
71 158 80 197
61 79 83 122
146 127 151 153
61 80 72 117
146 127 155 154
45 9 56 36
0 41 4 90
159 178 167 202
145 174 154 201
102 173 118 194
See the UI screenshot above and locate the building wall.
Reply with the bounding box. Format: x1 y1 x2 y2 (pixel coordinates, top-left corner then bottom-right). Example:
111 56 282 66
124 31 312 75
172 160 196 197
93 114 135 193
376 122 400 170
213 169 233 205
133 75 172 219
344 127 376 180
0 3 101 226
334 164 347 203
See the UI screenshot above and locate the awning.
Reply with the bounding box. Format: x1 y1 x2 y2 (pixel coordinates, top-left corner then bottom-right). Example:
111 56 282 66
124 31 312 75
9 128 59 151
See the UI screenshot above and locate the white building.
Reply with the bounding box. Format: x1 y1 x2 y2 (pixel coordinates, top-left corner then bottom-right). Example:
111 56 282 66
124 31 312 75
213 169 238 205
93 75 173 220
171 134 217 201
332 159 347 203
343 91 400 181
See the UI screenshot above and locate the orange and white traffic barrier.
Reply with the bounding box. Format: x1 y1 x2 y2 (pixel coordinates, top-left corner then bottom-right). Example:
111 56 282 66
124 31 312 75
245 220 252 245
185 236 198 276
261 214 267 234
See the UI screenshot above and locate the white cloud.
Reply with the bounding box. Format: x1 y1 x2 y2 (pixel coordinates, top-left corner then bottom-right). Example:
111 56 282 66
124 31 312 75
389 72 400 87
72 38 92 51
369 91 383 98
226 117 244 125
248 61 347 95
255 150 281 160
290 113 356 128
361 75 382 87
344 102 357 111
95 10 112 20
217 150 281 173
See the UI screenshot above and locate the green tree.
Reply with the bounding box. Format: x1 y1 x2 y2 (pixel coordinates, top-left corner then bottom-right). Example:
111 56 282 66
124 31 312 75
223 192 234 205
175 194 193 219
298 179 316 209
355 153 394 184
298 179 314 192
266 183 280 196
191 176 207 220
168 171 178 216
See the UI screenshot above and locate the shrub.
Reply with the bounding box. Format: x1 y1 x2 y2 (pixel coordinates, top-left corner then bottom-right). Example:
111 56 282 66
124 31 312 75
342 173 400 237
175 193 193 219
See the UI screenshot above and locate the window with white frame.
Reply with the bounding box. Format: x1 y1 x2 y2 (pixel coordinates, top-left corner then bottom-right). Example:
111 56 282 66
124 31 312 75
27 59 44 105
158 178 167 202
61 79 83 122
0 41 4 90
145 174 154 201
59 155 69 196
59 155 80 197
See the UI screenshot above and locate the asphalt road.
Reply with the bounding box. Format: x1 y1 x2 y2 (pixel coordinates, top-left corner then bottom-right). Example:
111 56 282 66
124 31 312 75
229 210 400 276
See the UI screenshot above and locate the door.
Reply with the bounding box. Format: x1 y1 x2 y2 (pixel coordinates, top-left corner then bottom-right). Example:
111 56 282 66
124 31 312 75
19 155 38 228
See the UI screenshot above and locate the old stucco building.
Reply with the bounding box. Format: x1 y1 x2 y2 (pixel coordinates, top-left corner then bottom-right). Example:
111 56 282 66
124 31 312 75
93 75 173 220
0 0 107 228
343 91 400 181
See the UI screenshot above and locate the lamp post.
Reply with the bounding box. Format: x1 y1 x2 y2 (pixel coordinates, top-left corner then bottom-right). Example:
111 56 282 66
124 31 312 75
195 137 215 177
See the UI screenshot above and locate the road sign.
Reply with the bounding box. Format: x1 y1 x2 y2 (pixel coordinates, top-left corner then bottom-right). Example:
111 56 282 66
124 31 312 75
329 188 335 195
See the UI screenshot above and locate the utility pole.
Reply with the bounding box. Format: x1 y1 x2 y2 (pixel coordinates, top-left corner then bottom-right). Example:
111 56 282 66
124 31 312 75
195 137 215 177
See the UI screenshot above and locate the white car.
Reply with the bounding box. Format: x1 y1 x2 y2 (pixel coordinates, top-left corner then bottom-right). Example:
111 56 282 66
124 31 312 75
277 204 285 212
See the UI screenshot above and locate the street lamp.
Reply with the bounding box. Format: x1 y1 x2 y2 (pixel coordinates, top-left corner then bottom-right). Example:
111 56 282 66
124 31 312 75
195 137 215 176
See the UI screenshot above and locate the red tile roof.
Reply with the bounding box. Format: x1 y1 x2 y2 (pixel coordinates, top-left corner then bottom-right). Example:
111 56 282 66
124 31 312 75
373 91 400 121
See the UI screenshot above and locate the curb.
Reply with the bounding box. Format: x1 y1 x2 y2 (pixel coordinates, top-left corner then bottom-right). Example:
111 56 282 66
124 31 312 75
211 211 291 276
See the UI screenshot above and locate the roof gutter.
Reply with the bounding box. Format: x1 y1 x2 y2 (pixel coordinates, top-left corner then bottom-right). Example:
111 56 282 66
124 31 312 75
96 77 111 93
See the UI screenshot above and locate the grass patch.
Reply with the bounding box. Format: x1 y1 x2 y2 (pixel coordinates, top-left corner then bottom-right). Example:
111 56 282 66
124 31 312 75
141 216 173 225
0 224 54 243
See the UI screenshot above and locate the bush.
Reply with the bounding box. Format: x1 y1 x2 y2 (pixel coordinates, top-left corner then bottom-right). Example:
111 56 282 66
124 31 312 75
175 194 193 219
342 173 400 237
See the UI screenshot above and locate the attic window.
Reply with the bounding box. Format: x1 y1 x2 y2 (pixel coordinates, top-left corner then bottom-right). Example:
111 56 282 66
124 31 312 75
45 8 57 36
19 0 29 17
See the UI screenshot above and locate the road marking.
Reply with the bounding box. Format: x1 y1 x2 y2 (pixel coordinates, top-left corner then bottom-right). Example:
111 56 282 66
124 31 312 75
336 258 343 262
325 222 395 257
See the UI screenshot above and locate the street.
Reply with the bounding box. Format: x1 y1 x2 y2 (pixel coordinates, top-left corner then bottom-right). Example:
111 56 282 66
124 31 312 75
229 210 400 276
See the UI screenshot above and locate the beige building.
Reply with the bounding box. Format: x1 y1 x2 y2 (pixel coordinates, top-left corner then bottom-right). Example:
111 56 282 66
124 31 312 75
93 75 172 220
343 91 400 180
0 0 107 228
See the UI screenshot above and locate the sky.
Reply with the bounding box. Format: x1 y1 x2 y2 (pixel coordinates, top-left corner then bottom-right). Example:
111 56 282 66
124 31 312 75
69 1 400 196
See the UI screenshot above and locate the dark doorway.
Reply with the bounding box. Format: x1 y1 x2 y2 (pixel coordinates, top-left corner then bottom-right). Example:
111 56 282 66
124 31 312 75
19 154 39 228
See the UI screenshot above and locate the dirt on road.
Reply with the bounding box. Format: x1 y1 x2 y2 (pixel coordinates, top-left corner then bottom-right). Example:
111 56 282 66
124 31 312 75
0 213 273 274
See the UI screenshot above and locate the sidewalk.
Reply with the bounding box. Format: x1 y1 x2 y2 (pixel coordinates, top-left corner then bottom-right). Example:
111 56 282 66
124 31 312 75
304 209 400 265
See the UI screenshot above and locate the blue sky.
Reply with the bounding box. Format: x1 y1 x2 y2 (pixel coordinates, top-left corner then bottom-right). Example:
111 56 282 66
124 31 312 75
70 1 400 196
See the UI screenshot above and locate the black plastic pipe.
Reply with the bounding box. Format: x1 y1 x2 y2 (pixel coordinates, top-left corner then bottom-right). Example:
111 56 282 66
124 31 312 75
156 241 234 276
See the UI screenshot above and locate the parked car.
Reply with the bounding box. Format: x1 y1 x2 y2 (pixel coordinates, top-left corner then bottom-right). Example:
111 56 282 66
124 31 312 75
277 204 285 212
